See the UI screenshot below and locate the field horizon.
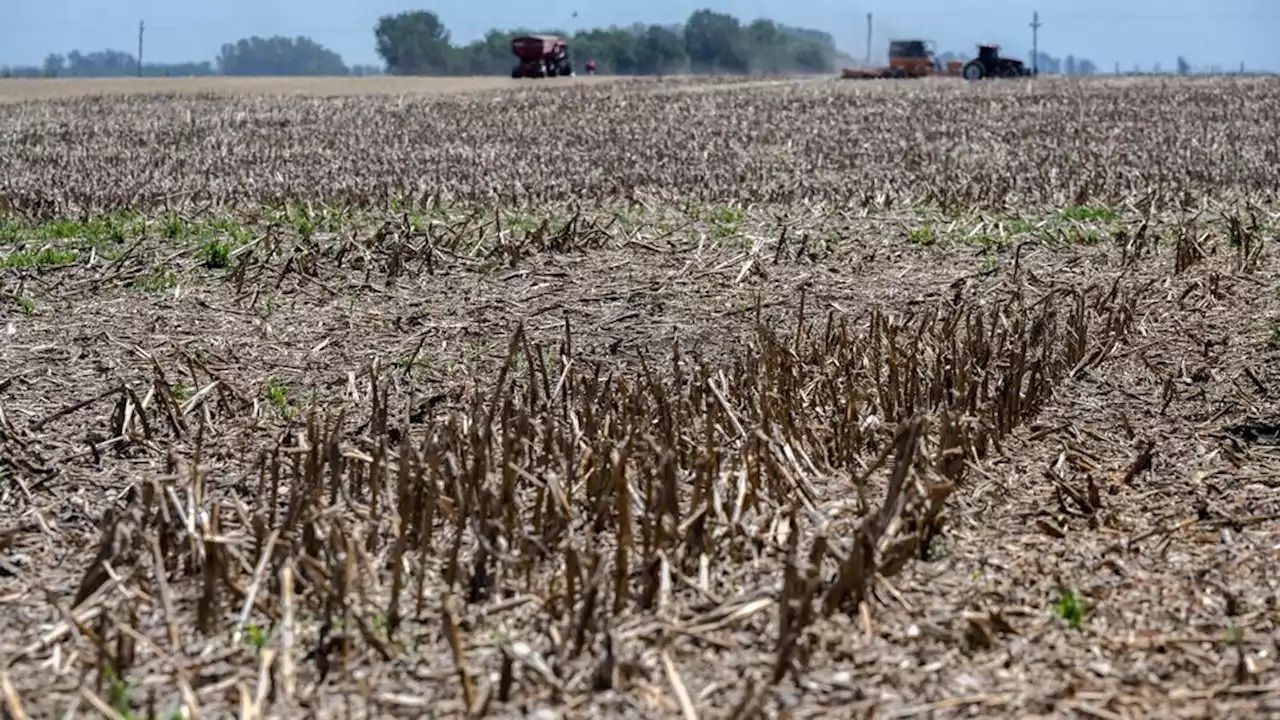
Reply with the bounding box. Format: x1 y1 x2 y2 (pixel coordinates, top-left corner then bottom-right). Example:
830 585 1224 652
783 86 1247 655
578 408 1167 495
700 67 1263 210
0 74 646 103
10 71 1272 103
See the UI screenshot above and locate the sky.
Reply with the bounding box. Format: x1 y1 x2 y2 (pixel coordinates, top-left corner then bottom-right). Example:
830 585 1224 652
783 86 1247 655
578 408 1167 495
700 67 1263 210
2 0 1277 72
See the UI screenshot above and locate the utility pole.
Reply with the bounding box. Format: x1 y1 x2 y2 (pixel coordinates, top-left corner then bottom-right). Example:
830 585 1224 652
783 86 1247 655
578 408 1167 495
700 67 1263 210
865 13 873 66
137 20 145 77
1029 11 1041 74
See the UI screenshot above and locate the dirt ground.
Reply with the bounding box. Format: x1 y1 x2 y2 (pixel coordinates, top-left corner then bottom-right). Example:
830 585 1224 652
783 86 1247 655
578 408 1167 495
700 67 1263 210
1 75 1279 719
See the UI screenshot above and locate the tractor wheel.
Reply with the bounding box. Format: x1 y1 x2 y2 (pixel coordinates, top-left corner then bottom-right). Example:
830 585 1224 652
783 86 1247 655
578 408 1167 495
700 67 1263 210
512 66 522 79
558 61 572 76
962 61 984 81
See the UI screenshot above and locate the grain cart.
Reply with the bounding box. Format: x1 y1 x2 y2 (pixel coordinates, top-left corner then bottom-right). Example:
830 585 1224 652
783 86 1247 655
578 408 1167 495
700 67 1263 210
511 35 573 78
961 44 1035 80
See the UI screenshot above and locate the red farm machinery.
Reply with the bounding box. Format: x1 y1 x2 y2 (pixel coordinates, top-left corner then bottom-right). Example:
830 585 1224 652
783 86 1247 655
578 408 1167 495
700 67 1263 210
511 35 573 79
840 40 1035 82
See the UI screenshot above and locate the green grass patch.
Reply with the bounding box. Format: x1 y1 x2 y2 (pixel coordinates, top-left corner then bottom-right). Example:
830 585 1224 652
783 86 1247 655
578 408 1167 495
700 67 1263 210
971 234 1005 248
0 215 21 243
908 225 937 246
38 209 143 244
991 217 1039 235
160 211 186 239
0 247 78 268
12 295 37 315
1060 205 1118 222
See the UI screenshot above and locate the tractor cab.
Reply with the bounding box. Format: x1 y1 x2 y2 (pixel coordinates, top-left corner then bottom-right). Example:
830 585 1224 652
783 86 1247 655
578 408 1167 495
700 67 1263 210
962 43 1031 80
887 39 940 77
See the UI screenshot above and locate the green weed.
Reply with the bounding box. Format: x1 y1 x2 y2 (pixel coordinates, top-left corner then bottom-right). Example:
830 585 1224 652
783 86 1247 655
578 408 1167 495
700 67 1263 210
201 216 252 244
101 664 135 718
710 204 746 237
502 210 542 233
1055 586 1086 631
0 216 20 243
908 225 937 246
246 623 268 651
39 210 140 245
203 239 231 269
161 211 186 239
257 292 278 318
0 247 77 268
265 378 294 418
287 204 316 237
1001 217 1038 234
1060 205 1118 222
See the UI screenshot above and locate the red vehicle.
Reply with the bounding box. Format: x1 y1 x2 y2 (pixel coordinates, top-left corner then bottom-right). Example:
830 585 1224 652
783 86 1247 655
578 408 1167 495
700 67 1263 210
585 58 597 75
511 34 573 78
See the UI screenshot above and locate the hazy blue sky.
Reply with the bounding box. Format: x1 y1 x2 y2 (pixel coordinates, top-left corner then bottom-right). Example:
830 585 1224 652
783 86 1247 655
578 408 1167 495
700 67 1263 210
3 0 1277 71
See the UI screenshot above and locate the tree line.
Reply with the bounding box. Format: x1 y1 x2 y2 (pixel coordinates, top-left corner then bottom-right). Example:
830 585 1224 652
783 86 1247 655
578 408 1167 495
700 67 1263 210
373 10 847 75
1 36 380 78
0 9 848 78
3 7 1210 79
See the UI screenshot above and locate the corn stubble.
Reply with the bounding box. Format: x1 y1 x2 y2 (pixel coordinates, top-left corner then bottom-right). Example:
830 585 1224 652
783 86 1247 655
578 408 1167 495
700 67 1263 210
1 75 1278 215
1 75 1279 718
1 280 1149 716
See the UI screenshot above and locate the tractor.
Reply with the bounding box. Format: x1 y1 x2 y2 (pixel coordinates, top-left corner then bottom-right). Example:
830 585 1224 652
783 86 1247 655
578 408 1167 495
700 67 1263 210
841 39 962 79
961 44 1034 80
511 35 573 79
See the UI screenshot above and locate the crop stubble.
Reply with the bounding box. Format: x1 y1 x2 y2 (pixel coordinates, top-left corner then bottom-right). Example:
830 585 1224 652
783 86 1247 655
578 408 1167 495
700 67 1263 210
0 75 1279 718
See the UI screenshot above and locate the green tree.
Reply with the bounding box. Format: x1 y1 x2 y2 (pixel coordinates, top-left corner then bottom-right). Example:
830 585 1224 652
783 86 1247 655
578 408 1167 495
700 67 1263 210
634 25 687 75
452 31 514 75
572 28 639 74
745 19 785 73
65 50 137 76
42 54 65 77
375 11 453 75
216 36 347 75
683 9 749 74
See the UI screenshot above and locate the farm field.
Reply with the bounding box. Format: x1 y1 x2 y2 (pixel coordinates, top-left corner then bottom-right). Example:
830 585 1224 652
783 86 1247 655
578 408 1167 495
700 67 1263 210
0 74 641 102
1 74 1279 718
